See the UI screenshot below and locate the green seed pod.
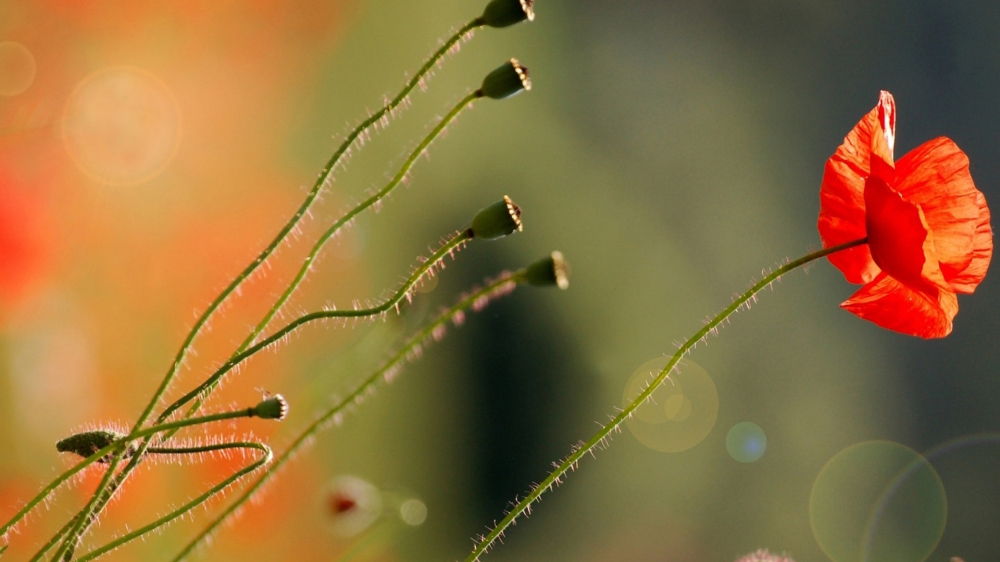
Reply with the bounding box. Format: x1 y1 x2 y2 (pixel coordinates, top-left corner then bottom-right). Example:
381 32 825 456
524 251 569 289
480 59 531 100
471 195 523 240
56 429 126 462
252 394 289 421
480 0 534 28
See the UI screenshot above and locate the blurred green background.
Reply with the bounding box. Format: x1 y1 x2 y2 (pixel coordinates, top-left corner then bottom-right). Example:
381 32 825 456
2 0 999 560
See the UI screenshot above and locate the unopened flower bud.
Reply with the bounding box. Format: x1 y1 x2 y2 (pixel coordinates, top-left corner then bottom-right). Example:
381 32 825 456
252 394 289 421
470 195 522 240
524 251 569 289
480 59 531 100
56 429 125 462
480 0 534 28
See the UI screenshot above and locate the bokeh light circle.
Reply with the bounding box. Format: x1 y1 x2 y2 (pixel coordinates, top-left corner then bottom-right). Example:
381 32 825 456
622 357 718 453
62 67 181 186
399 499 427 526
0 42 36 96
809 441 947 562
726 422 767 463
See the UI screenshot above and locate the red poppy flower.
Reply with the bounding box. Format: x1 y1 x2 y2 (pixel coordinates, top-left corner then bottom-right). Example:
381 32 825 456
818 91 992 338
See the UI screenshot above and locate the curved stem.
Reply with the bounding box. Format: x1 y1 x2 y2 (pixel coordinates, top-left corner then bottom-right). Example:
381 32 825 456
175 90 483 427
171 272 525 561
464 238 868 561
136 16 483 433
75 442 271 562
55 16 487 561
159 228 474 423
23 409 255 561
2 408 258 543
61 226 472 557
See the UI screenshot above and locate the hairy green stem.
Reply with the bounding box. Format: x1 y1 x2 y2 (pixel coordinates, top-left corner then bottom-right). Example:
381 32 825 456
176 89 483 428
18 409 257 561
464 238 869 561
75 442 271 562
172 271 525 561
53 17 485 560
160 228 474 423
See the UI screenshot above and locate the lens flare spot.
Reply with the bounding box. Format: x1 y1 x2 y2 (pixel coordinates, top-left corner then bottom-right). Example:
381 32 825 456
622 357 718 453
663 393 692 421
726 422 767 463
399 499 427 526
62 67 181 186
0 42 36 96
809 441 946 562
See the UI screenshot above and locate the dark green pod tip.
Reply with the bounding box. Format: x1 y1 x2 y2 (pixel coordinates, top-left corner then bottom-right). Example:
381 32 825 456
480 59 531 100
481 0 534 28
56 429 125 462
252 394 289 421
524 251 569 289
471 195 523 240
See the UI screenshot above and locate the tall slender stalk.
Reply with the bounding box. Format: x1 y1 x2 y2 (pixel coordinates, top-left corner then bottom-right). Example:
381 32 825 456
173 271 526 561
23 409 268 562
160 228 475 422
175 89 484 427
464 239 868 561
75 442 271 562
51 18 488 561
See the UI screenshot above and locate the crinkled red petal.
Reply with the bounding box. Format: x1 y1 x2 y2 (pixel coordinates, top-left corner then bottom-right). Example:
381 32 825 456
841 272 957 339
818 102 883 284
947 190 993 293
894 138 980 283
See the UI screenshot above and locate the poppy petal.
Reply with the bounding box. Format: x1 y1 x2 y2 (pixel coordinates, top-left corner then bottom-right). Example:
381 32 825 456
864 174 949 295
894 137 983 286
841 272 957 339
818 94 897 284
947 191 993 293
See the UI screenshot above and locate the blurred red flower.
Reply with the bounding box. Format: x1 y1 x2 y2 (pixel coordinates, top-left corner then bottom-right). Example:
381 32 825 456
0 167 51 309
818 91 992 338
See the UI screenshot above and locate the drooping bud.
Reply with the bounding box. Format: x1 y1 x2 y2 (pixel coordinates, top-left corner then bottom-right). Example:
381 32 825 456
56 429 125 463
524 251 569 289
252 394 289 421
470 195 522 240
480 59 531 100
480 0 534 28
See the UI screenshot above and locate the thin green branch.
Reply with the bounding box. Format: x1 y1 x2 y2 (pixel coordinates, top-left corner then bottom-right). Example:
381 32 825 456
159 228 475 423
55 16 486 559
464 238 869 561
175 89 484 427
1 407 261 543
75 442 272 562
172 271 526 561
20 409 256 562
63 223 473 557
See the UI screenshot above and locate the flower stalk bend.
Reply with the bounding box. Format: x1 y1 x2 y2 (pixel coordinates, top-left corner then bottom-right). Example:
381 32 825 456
173 89 484 427
54 15 492 560
464 238 866 562
172 255 567 561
